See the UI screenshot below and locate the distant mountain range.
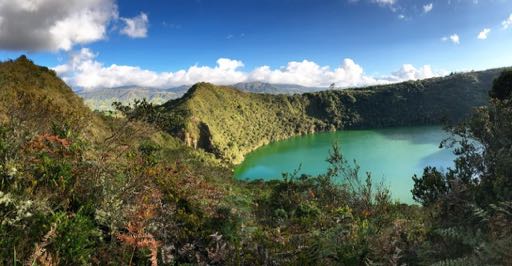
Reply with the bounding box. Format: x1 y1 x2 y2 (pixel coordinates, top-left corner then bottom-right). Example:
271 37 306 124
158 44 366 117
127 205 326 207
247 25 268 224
78 85 189 110
78 82 328 110
232 82 326 94
76 70 502 112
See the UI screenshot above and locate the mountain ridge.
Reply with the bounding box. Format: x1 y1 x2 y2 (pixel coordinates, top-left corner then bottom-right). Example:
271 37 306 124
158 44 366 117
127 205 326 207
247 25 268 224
155 68 504 164
79 69 505 112
0 56 109 139
78 82 326 110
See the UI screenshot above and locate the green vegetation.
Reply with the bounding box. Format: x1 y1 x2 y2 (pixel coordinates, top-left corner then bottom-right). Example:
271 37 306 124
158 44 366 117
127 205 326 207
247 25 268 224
409 69 512 264
0 56 511 265
0 55 107 139
132 69 500 163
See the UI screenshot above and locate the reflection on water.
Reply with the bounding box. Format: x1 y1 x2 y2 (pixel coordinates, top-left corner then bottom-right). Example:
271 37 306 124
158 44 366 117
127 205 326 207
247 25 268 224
234 126 455 203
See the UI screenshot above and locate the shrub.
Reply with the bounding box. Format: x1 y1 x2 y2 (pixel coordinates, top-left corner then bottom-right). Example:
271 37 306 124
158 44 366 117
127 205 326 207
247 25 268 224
50 210 100 265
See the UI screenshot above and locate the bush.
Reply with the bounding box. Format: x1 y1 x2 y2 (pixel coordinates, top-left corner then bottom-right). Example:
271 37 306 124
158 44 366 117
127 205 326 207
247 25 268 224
412 167 449 206
51 210 100 265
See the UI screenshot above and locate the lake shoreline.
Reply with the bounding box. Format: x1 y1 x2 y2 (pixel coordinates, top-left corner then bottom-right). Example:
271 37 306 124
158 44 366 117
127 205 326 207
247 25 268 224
234 125 455 203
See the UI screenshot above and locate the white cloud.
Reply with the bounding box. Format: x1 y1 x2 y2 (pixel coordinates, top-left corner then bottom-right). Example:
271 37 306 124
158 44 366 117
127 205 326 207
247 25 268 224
54 48 246 90
248 59 382 87
54 48 443 91
373 0 396 5
355 0 399 12
502 14 512 29
0 0 117 51
450 34 460 44
477 28 491 40
442 34 460 44
120 12 149 38
388 64 435 82
423 3 433 13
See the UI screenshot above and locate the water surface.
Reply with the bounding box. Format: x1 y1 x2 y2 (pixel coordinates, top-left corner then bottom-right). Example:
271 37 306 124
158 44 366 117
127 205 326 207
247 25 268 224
234 126 455 203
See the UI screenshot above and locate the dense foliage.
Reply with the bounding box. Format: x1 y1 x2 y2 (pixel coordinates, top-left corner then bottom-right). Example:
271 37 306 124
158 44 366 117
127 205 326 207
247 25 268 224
0 57 510 265
411 69 512 264
145 70 500 163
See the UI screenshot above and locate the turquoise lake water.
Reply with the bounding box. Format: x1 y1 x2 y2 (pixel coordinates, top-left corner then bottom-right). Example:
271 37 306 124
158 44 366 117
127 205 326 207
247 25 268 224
234 126 456 203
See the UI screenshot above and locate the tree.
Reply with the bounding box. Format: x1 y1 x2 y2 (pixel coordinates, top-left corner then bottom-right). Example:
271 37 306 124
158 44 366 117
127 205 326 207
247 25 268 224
412 70 512 264
411 167 448 207
489 69 512 100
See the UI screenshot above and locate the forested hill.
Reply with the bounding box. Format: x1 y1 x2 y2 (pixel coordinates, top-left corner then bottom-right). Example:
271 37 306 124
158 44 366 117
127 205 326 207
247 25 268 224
0 56 109 139
156 68 503 163
2 56 512 265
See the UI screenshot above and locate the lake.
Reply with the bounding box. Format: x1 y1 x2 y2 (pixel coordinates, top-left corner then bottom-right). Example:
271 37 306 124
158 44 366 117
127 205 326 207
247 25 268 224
234 126 456 203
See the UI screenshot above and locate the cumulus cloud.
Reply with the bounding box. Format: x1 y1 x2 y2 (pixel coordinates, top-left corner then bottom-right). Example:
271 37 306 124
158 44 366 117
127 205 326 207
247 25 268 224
0 0 117 51
248 59 384 87
120 12 149 38
503 14 512 29
442 34 460 44
388 64 434 82
54 48 442 91
423 3 433 13
54 48 247 90
477 28 491 40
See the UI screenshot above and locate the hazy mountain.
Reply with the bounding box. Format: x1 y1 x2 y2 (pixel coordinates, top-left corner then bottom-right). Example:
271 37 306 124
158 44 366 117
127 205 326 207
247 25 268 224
233 81 326 94
78 82 327 110
78 85 190 111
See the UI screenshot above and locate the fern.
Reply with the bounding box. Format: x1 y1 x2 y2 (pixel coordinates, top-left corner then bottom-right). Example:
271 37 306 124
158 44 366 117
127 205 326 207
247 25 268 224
431 201 512 265
431 256 480 266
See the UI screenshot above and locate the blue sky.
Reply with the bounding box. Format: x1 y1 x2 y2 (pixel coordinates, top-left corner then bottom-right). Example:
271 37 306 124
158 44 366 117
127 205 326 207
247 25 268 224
0 0 511 89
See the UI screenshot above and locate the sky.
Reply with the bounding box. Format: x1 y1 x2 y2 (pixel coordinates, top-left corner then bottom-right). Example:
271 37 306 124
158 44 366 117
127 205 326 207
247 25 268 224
0 0 511 90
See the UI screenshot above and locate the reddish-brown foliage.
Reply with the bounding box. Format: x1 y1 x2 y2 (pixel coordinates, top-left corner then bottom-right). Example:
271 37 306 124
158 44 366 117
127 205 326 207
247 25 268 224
25 133 73 157
117 186 162 266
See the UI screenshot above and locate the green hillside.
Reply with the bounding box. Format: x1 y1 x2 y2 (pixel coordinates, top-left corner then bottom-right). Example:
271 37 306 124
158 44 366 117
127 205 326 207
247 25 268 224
2 57 511 265
157 69 501 163
0 57 240 264
162 83 322 163
0 56 109 140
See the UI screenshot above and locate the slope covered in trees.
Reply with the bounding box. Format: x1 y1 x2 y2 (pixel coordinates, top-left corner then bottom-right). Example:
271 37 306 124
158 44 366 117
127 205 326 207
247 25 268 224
79 82 323 112
409 70 512 264
0 56 242 264
151 69 502 163
1 57 511 265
